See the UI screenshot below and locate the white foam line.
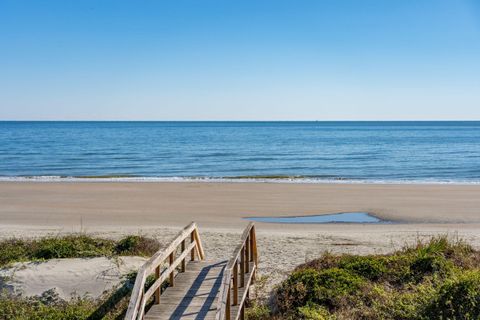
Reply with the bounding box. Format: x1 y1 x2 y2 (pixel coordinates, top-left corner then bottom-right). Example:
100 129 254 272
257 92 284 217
0 176 480 185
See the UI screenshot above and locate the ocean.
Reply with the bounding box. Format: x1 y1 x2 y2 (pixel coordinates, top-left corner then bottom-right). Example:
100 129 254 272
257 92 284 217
1 121 479 184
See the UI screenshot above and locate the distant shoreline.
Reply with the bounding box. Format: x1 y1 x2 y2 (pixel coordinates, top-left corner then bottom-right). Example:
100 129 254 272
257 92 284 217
1 176 480 185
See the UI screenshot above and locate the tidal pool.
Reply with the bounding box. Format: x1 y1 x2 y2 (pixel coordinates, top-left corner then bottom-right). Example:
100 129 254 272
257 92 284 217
245 212 387 224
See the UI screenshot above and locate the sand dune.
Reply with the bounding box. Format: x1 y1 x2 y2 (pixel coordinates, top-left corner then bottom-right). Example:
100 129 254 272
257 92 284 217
0 257 146 300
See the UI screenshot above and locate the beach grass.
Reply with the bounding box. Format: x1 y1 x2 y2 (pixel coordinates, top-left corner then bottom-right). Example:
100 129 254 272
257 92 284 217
0 234 161 319
0 271 160 320
0 234 160 267
249 236 480 320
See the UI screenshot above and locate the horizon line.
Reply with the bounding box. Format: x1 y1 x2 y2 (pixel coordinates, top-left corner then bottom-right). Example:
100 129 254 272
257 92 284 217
1 119 480 122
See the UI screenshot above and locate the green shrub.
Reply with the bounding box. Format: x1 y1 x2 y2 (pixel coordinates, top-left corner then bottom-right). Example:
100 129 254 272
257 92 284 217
0 272 147 320
273 236 480 320
364 282 436 320
246 303 271 320
315 268 364 304
115 235 159 256
0 239 31 266
409 253 453 282
0 295 95 320
339 256 387 280
424 270 480 319
276 268 364 313
297 302 334 320
0 234 160 267
33 235 114 259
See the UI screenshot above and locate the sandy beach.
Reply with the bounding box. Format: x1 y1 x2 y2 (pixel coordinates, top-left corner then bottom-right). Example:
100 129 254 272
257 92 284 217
1 181 480 296
1 181 480 227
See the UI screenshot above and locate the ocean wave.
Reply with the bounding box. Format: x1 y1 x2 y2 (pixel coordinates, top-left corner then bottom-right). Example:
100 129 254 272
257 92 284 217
1 175 480 185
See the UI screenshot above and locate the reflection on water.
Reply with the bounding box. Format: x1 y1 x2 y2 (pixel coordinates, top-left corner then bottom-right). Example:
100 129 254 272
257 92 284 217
245 212 387 224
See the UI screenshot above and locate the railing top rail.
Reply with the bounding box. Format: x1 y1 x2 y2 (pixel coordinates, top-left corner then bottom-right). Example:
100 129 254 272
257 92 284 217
125 221 201 320
225 222 255 269
143 221 198 273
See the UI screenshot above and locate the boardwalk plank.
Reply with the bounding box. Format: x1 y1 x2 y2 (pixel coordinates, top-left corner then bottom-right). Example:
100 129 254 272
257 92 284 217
144 260 227 320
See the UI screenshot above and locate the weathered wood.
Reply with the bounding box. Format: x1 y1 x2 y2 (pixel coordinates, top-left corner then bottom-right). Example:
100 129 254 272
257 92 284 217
154 266 160 304
251 225 258 265
240 247 245 288
216 267 232 320
124 266 146 320
191 232 196 261
169 252 175 286
143 241 196 302
215 223 258 320
245 239 250 273
145 260 227 320
127 222 258 320
226 288 231 320
249 229 254 262
240 305 245 320
125 222 204 320
181 239 186 272
144 222 198 274
236 264 255 315
232 262 238 306
194 228 206 260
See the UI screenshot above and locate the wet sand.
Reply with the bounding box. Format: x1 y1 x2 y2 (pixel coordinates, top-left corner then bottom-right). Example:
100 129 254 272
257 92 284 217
1 182 480 229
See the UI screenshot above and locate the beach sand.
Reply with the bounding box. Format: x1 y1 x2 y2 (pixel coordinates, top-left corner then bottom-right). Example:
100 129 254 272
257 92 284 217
0 257 146 300
1 182 480 297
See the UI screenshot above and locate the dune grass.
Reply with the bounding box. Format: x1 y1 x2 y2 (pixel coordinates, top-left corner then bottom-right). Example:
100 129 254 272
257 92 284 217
0 234 161 319
248 236 480 320
0 234 160 267
0 272 159 320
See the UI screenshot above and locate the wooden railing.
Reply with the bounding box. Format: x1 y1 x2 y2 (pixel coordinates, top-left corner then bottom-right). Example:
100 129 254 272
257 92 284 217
216 222 258 320
125 222 205 320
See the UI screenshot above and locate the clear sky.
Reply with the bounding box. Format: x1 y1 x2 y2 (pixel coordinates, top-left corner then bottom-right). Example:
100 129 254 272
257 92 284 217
0 0 479 120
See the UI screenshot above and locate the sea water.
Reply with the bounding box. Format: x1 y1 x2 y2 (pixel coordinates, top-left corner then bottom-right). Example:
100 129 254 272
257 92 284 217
1 121 480 183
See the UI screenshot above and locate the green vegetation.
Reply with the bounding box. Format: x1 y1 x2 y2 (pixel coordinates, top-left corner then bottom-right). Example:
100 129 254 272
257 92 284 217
248 236 480 320
0 233 164 319
0 272 158 320
0 234 160 267
0 293 107 320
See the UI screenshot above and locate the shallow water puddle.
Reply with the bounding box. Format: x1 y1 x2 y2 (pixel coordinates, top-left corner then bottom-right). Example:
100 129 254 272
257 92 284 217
245 212 386 224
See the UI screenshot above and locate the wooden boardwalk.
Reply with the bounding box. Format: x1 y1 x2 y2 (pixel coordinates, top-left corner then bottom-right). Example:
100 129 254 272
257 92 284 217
145 260 226 320
125 223 258 320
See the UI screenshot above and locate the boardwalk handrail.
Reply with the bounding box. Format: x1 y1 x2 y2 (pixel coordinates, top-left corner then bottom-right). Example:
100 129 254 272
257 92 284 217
216 222 258 320
125 222 205 320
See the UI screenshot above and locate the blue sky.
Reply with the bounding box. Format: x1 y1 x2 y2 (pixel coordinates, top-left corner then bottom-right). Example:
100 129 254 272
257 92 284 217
0 0 479 120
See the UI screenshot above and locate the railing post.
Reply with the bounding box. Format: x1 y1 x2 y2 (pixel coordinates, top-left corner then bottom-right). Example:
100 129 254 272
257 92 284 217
169 252 175 287
240 247 245 288
233 261 238 306
245 236 250 274
154 266 161 304
251 226 257 283
193 228 205 260
226 287 231 320
252 226 258 265
190 231 195 261
181 239 186 272
249 229 254 262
